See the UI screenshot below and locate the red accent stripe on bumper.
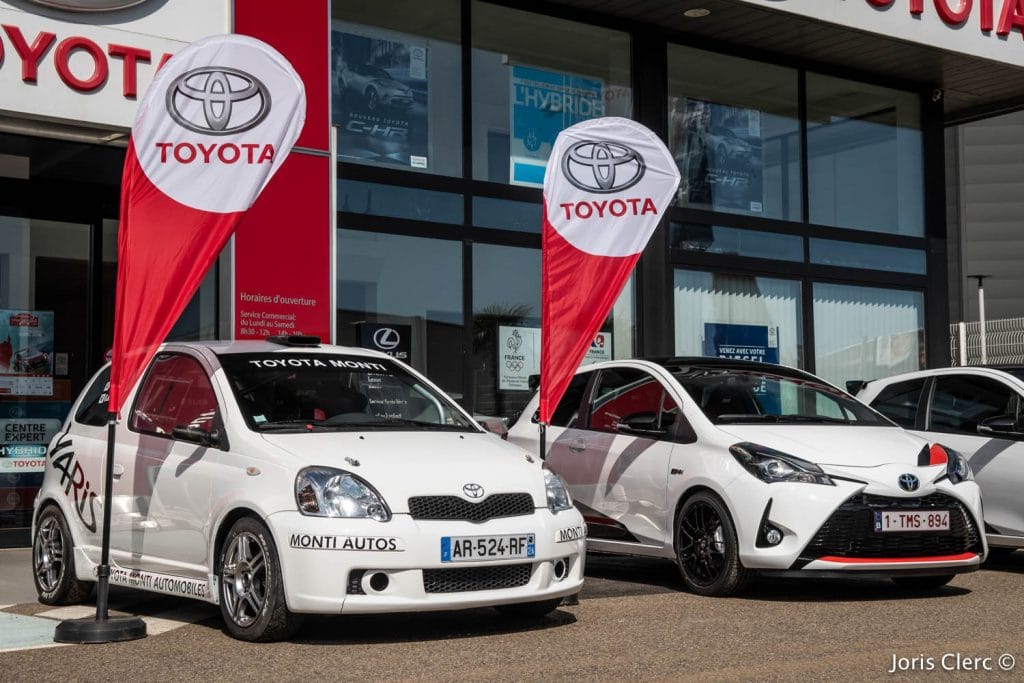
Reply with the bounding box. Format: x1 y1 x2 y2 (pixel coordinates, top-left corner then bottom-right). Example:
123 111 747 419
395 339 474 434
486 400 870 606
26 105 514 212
817 552 978 564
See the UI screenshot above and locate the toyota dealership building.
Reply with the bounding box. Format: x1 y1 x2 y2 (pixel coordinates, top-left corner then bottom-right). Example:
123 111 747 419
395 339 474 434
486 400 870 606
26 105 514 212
2 0 1024 544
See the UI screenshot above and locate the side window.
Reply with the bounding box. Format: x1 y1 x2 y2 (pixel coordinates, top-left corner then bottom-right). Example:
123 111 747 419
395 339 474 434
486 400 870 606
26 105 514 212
130 354 221 438
929 375 1014 435
588 367 679 437
74 367 112 427
869 378 926 428
549 372 591 428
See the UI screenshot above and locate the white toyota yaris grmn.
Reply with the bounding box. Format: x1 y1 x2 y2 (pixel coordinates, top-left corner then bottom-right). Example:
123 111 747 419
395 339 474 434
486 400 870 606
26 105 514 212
506 358 986 596
31 337 584 641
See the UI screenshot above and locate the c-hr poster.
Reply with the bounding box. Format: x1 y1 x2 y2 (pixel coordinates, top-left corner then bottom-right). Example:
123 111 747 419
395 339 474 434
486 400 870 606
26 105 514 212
671 97 764 213
332 27 429 169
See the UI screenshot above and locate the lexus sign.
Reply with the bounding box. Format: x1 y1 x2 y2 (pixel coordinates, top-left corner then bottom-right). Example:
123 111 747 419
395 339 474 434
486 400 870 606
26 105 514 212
359 323 411 362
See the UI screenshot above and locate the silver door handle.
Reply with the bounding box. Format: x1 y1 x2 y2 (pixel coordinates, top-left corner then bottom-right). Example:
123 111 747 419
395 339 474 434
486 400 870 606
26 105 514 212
569 438 586 453
112 463 125 478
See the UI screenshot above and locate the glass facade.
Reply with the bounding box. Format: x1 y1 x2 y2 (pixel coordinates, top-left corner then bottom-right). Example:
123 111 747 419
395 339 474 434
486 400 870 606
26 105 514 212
471 2 631 187
668 46 801 221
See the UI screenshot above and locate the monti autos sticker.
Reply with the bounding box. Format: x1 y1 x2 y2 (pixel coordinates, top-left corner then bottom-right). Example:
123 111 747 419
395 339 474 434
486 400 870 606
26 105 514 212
289 534 405 551
555 524 586 543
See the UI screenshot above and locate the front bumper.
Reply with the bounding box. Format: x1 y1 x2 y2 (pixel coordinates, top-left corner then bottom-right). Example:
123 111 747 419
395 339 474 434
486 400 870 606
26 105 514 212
268 509 586 614
727 470 986 574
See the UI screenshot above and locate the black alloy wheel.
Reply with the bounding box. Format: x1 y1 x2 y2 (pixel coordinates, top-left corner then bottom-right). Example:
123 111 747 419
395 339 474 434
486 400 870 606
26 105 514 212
676 492 748 596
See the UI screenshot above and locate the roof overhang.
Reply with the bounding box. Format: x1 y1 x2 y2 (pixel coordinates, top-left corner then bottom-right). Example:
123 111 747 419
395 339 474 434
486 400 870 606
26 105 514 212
544 0 1024 124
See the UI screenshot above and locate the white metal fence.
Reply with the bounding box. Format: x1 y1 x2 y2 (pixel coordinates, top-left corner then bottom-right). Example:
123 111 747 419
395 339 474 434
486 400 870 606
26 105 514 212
950 317 1024 366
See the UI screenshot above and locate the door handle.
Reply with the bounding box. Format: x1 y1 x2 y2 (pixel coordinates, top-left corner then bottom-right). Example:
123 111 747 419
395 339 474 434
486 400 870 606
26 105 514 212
112 463 125 479
569 438 587 453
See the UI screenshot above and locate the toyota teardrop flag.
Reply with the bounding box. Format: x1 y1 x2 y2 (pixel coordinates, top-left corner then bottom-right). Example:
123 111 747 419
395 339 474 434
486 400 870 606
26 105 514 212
539 117 680 423
109 34 306 412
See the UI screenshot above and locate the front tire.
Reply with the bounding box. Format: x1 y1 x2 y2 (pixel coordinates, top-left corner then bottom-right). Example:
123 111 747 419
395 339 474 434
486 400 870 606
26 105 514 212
891 574 955 592
676 492 749 596
495 597 562 618
218 517 299 642
32 505 93 605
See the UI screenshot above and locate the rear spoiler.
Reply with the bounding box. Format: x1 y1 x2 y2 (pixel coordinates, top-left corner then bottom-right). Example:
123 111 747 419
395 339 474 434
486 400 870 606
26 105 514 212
846 379 869 396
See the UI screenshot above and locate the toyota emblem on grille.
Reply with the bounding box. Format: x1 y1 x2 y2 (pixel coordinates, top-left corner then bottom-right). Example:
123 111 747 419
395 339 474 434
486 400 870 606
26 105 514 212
166 67 271 135
561 140 646 194
462 483 484 499
898 473 920 492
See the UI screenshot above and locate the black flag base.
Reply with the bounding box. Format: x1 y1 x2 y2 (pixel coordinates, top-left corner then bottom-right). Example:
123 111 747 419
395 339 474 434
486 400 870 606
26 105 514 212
54 615 147 644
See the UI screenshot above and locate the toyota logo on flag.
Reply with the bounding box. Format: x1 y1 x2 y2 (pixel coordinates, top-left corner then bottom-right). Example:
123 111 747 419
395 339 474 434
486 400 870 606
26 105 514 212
561 140 646 193
166 68 271 135
372 327 401 351
898 473 920 492
462 483 485 499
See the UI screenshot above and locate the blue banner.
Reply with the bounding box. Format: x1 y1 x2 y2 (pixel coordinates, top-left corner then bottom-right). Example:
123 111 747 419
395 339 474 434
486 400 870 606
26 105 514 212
509 66 604 187
704 323 780 413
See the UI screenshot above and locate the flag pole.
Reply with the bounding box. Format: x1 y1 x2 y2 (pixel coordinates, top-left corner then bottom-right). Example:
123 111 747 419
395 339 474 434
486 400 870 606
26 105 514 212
54 414 147 643
539 420 547 461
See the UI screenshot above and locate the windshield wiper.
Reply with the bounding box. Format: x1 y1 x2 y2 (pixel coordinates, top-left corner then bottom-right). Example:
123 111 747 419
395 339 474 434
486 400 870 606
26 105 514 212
254 420 334 432
321 416 476 431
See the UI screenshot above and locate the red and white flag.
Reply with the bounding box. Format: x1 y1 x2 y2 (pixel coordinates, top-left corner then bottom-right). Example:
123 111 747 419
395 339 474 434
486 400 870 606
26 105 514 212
539 117 680 423
108 34 305 413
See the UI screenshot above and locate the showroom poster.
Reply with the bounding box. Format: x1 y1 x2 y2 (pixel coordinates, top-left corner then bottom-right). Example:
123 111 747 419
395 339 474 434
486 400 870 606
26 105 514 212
0 310 54 397
674 98 764 213
498 326 611 391
332 27 429 168
509 66 604 187
703 322 780 412
0 401 69 472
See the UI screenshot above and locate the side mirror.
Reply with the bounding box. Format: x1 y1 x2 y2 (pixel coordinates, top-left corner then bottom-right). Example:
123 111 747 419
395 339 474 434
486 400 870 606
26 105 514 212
977 415 1022 438
172 425 221 448
615 412 668 438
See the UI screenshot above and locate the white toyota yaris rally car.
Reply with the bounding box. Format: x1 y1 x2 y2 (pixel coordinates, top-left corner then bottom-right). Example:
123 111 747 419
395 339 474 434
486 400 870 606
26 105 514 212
507 357 986 596
32 337 584 641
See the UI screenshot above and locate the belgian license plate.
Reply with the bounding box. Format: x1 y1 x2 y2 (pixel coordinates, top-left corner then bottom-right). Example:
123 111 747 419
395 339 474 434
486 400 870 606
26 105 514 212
440 534 536 562
874 510 950 532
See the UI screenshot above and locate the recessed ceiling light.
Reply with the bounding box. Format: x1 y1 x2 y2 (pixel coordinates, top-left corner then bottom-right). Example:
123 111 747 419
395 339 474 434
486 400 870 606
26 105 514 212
683 8 711 18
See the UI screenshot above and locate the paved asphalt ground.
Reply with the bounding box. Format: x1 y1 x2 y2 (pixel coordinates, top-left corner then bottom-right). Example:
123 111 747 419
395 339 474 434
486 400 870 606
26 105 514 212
1 548 1023 681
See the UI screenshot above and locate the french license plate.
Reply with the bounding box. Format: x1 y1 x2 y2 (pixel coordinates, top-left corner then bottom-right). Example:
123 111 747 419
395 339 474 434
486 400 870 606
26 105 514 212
874 510 950 532
440 534 536 562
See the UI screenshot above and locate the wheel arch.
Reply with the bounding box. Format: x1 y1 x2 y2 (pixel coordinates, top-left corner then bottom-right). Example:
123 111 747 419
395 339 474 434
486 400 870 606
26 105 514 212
671 484 731 553
212 506 268 571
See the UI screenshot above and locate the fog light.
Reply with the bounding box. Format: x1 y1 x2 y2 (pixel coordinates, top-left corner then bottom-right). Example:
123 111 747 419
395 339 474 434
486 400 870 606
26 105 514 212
368 572 390 592
553 558 568 581
765 528 783 545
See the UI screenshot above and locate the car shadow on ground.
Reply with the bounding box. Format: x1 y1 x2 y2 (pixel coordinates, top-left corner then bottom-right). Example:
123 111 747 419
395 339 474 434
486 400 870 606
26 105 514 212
286 606 577 645
579 554 974 603
979 550 1023 574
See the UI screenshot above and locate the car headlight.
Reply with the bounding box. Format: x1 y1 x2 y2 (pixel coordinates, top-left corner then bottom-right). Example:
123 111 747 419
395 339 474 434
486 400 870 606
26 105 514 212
729 443 835 486
943 447 973 484
543 468 573 512
295 467 391 521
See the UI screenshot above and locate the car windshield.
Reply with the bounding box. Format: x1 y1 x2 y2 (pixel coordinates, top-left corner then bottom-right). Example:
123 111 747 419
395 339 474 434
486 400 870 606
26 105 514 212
669 366 892 426
218 353 477 433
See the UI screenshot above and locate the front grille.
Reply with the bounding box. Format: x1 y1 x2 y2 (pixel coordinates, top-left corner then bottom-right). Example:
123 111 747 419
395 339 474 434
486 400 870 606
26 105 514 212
408 493 534 522
423 564 533 593
799 492 982 563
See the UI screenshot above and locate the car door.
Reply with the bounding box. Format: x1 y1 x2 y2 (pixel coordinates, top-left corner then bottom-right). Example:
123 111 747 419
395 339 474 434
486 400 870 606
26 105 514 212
921 373 1024 536
547 366 682 550
110 352 221 578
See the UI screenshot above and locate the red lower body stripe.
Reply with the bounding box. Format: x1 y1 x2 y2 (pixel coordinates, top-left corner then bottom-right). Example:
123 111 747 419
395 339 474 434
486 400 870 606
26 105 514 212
816 552 977 564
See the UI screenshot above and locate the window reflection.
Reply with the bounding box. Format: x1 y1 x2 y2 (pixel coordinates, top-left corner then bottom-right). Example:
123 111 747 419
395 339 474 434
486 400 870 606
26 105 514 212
336 230 463 396
807 74 924 235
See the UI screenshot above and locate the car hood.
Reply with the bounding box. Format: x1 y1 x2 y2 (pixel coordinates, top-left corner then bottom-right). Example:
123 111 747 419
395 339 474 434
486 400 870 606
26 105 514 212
713 424 932 468
258 431 546 513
